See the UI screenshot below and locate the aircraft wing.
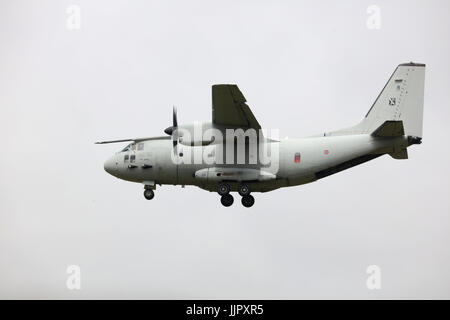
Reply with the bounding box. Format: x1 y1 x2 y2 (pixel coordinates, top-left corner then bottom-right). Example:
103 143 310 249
212 84 261 130
95 136 170 144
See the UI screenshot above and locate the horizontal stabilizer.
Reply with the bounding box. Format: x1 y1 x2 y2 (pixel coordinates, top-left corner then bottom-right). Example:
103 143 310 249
372 120 405 137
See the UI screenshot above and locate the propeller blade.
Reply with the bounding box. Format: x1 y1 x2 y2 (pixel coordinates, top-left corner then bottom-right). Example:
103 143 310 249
164 106 178 136
172 127 178 155
173 105 178 128
172 127 179 148
164 106 179 156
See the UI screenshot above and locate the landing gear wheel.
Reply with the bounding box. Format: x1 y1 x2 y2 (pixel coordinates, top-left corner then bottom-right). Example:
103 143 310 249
241 195 255 208
238 184 251 197
220 194 234 207
217 182 230 196
143 189 154 200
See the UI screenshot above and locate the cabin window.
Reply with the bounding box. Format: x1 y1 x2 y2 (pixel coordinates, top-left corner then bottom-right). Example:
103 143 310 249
137 143 144 151
294 152 301 163
130 155 135 163
124 154 129 162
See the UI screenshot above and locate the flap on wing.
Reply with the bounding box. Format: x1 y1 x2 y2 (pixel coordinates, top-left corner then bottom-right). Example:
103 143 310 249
212 85 261 129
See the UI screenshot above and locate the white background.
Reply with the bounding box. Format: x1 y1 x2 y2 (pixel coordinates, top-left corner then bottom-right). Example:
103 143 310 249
1 0 449 299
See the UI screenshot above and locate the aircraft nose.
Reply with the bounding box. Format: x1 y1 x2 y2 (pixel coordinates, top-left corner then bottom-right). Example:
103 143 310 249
104 156 117 175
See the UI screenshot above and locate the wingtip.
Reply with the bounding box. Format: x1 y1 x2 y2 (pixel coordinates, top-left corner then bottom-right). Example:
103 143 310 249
212 84 238 87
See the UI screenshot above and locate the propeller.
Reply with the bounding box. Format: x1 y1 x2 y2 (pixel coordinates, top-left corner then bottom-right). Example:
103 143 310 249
164 106 179 150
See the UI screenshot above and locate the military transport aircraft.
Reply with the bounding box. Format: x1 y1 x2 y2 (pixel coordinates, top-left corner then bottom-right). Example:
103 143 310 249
97 62 425 207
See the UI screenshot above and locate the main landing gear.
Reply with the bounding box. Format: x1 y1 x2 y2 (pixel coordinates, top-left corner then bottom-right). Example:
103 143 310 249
241 194 255 208
218 182 255 208
238 184 251 197
220 194 234 207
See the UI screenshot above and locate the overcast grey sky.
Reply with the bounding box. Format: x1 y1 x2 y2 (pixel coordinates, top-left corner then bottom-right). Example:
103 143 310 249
1 0 449 299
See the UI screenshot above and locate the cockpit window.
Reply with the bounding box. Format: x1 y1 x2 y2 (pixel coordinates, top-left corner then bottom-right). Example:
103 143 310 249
121 144 131 152
137 143 144 151
130 155 135 163
124 154 129 162
131 144 136 151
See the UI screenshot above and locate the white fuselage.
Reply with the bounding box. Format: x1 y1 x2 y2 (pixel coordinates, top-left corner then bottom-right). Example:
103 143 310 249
104 133 408 192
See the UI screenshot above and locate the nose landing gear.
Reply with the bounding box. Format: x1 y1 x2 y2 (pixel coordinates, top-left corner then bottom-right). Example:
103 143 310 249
143 182 156 200
143 189 154 200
